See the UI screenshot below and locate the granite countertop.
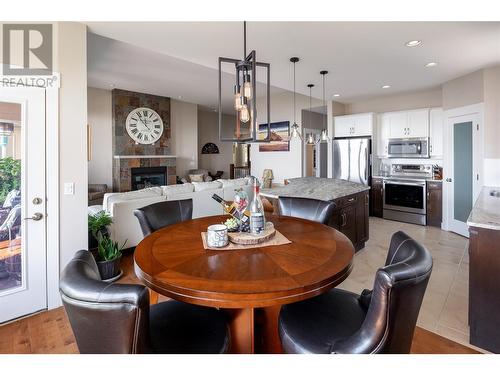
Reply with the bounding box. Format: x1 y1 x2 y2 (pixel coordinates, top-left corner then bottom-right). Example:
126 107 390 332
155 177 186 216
260 177 370 201
467 186 500 231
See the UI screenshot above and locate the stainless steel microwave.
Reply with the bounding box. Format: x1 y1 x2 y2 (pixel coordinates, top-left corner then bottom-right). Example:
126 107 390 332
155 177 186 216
387 137 429 158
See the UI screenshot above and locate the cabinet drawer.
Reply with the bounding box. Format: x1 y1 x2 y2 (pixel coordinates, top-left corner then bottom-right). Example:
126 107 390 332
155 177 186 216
335 194 358 209
427 181 442 190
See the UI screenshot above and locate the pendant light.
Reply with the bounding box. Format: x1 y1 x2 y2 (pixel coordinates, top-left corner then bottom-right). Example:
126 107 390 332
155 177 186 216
289 57 302 140
218 21 271 142
306 84 316 145
318 70 331 143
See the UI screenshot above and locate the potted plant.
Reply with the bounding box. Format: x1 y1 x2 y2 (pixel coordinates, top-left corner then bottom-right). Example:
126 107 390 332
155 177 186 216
95 233 127 281
88 210 113 250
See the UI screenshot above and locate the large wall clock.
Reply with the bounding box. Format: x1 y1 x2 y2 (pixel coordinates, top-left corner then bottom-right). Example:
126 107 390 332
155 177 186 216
125 107 164 145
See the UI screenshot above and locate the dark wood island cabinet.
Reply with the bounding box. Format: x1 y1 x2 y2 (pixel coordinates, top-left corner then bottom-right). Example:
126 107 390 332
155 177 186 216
467 187 500 353
371 177 384 218
260 178 370 252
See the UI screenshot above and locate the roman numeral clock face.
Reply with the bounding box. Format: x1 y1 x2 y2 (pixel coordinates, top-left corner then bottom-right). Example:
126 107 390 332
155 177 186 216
125 107 164 145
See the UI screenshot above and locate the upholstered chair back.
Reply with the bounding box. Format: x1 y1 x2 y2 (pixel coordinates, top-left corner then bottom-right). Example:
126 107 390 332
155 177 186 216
278 196 335 225
60 250 151 354
134 199 193 237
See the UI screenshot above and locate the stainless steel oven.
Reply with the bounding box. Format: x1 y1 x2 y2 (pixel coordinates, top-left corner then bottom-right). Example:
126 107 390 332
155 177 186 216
387 137 429 158
383 179 427 225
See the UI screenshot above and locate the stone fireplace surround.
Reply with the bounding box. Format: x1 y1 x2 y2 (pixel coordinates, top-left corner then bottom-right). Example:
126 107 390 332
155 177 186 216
112 89 176 192
113 155 176 192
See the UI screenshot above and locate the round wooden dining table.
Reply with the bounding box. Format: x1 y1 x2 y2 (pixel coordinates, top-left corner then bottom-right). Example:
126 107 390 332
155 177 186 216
134 215 354 354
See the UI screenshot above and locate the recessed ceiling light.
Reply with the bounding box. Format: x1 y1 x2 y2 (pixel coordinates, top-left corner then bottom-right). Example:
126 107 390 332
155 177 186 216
333 94 341 97
425 62 438 67
382 85 391 89
178 95 183 99
405 40 422 47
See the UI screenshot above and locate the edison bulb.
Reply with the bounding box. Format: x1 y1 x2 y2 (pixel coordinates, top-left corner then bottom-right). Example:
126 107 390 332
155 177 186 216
243 81 252 99
240 104 250 123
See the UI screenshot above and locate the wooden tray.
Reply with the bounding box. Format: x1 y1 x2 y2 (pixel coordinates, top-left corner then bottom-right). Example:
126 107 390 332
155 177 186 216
228 223 276 245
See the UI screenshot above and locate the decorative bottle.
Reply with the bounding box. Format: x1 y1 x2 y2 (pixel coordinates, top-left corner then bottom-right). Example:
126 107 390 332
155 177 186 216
249 177 266 235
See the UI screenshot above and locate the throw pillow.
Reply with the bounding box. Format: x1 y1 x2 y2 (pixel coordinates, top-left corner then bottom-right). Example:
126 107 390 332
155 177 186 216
192 181 223 192
162 183 194 197
189 174 204 182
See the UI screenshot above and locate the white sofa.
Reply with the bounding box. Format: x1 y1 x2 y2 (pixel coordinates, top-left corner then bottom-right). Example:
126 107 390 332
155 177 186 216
97 178 254 248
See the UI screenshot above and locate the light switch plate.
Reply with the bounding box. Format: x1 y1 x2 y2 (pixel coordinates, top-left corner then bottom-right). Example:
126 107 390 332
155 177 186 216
64 182 75 195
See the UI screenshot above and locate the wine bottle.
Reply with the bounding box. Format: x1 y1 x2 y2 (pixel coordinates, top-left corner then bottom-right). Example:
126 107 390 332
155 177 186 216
212 194 250 222
249 178 265 235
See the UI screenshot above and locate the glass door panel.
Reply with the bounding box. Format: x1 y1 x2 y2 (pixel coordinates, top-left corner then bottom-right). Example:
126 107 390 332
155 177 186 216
0 103 22 294
0 88 47 323
453 122 473 223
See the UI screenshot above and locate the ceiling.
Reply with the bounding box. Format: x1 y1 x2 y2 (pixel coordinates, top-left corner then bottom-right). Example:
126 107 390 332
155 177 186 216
87 22 500 107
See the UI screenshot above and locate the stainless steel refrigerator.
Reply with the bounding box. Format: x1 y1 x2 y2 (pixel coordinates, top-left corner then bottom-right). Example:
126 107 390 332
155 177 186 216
332 137 371 185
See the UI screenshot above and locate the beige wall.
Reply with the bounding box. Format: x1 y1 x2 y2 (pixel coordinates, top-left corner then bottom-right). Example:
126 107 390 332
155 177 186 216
88 87 113 187
301 109 327 131
87 89 200 184
483 66 500 159
251 91 323 184
54 22 88 270
171 99 198 178
197 109 233 178
344 88 442 114
442 69 484 110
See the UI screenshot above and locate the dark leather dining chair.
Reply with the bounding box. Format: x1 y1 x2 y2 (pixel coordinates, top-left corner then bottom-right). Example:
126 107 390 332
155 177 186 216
133 199 193 237
60 250 230 354
278 231 433 354
278 196 335 225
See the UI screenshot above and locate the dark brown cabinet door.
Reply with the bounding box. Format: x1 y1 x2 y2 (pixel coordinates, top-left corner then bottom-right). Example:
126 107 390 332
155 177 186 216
357 191 369 243
371 178 384 217
426 181 442 227
339 205 357 247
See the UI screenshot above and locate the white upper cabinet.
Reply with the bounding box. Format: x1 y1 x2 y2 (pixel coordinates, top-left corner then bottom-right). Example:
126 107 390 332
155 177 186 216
407 109 430 138
388 109 429 138
334 113 373 138
429 108 444 158
376 114 391 157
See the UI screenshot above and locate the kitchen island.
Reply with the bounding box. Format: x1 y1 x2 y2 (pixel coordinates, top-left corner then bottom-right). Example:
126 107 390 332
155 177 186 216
467 186 500 353
261 177 370 251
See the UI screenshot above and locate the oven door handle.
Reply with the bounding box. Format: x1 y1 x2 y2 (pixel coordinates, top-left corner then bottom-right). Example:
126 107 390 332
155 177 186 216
383 180 426 187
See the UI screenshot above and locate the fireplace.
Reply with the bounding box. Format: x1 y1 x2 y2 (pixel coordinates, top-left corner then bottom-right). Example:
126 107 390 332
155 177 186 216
131 167 167 191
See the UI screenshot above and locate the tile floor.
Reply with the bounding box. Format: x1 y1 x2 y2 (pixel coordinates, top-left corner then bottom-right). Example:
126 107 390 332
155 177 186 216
338 217 476 350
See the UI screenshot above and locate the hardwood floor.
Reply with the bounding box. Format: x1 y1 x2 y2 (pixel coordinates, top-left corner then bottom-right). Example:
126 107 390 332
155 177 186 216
0 250 479 354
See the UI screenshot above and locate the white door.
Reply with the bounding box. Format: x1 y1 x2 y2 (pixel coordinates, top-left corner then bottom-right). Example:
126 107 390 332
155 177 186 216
444 111 482 237
0 88 47 322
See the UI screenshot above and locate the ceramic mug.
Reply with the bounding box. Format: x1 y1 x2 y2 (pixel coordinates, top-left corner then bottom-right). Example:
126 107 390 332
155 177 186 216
207 224 228 248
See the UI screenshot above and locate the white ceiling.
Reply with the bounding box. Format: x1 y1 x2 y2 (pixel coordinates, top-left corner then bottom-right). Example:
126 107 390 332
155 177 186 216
87 22 500 106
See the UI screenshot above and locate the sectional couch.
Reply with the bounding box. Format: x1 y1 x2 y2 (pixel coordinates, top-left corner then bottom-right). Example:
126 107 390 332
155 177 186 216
91 177 254 248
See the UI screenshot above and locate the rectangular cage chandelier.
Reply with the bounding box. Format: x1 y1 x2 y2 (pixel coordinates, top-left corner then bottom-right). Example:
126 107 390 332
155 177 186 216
218 21 271 143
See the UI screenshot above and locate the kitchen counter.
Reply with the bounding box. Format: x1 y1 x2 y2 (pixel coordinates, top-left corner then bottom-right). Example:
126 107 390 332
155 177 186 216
260 177 370 201
467 186 500 231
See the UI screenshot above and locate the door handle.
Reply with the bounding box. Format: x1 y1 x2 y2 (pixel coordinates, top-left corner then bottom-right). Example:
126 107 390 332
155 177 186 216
24 212 44 221
446 178 452 182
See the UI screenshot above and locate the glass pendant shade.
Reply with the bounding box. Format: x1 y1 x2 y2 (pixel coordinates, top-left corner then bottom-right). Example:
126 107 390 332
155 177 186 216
290 123 302 140
318 129 330 143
